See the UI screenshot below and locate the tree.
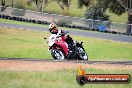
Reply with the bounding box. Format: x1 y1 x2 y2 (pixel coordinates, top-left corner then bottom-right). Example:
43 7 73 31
0 0 14 7
0 0 10 7
27 0 71 15
1 0 5 6
79 0 132 33
85 6 109 21
0 0 9 11
78 0 109 20
78 0 91 8
56 0 71 15
96 0 132 33
13 0 27 9
27 0 53 12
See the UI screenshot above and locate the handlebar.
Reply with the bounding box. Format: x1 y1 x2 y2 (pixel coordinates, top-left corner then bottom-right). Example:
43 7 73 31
59 31 69 36
44 31 69 43
63 31 69 35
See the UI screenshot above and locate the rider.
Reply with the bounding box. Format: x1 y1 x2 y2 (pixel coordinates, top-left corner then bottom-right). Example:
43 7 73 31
48 23 74 47
48 23 74 59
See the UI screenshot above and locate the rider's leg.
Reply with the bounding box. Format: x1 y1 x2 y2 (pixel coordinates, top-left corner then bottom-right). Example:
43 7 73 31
67 50 74 60
65 35 76 60
65 35 73 44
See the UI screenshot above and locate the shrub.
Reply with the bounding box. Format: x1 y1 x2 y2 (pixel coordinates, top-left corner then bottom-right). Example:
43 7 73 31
53 16 72 26
85 6 109 21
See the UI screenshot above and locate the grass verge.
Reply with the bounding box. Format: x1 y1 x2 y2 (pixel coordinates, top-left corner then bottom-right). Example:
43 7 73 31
0 27 132 60
0 68 131 88
0 18 48 28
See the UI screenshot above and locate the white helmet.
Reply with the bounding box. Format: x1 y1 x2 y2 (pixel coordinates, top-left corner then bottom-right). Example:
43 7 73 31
49 23 57 29
48 23 58 33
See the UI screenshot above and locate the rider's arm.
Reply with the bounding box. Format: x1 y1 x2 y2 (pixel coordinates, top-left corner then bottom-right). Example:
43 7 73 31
56 29 63 36
57 29 69 36
49 34 57 42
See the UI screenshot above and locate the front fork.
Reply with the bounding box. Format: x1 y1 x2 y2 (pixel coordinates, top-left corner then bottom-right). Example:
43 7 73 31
67 42 84 60
67 45 78 60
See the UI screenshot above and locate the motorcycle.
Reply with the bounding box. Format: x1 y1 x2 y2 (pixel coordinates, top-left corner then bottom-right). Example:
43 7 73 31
44 31 88 60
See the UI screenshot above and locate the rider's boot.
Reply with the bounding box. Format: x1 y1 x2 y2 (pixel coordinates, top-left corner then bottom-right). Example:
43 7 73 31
67 50 73 60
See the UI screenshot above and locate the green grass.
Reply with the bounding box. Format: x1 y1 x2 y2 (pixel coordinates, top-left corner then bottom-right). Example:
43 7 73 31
44 0 86 18
0 68 131 88
107 11 127 23
0 27 132 60
0 27 50 59
74 36 132 60
0 18 48 28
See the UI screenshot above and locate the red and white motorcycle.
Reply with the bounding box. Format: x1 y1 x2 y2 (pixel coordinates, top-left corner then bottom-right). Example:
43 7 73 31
44 31 88 60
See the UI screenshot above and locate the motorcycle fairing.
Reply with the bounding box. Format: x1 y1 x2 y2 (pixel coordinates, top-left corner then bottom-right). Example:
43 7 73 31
54 41 69 56
48 34 69 56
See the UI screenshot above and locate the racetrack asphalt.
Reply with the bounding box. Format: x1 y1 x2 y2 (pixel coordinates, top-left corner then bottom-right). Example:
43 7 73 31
0 57 132 65
0 22 132 43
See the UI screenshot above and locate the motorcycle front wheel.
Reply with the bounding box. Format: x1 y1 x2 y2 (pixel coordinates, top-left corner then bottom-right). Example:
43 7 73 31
51 49 65 60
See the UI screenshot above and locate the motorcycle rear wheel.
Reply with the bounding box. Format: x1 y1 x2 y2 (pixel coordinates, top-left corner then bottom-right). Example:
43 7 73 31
78 47 88 60
51 49 65 60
